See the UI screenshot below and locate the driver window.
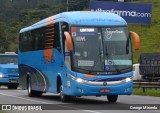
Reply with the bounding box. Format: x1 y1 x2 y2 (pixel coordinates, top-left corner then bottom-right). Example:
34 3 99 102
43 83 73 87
61 22 69 57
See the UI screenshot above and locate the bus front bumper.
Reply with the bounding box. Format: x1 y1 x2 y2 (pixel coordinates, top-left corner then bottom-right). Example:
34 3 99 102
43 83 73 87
0 77 19 85
64 74 133 96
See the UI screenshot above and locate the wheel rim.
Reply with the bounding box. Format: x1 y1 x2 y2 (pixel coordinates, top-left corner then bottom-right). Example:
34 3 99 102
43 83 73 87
28 79 31 94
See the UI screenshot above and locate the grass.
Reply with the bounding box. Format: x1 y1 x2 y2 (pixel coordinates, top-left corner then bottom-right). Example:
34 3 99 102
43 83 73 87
133 88 160 97
128 0 160 63
131 0 160 96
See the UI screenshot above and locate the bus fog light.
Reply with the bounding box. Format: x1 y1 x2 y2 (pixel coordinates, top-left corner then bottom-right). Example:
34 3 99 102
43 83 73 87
67 81 71 87
125 87 130 92
77 87 83 93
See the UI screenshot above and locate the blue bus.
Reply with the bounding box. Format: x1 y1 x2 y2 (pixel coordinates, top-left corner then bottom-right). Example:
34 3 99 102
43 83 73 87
0 53 18 89
18 11 140 102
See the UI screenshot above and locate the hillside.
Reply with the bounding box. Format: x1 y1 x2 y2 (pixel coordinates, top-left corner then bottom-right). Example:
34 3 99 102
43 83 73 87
0 0 89 53
0 0 160 64
129 0 160 63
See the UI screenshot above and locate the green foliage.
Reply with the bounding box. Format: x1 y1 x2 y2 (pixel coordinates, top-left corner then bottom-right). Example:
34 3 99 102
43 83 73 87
133 88 160 97
0 21 24 53
68 0 90 11
19 9 52 24
130 0 160 63
0 0 89 53
0 22 10 53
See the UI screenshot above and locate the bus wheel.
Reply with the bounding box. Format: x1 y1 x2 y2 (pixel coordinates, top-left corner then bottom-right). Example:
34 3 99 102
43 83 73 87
107 95 118 103
59 84 70 102
28 77 42 97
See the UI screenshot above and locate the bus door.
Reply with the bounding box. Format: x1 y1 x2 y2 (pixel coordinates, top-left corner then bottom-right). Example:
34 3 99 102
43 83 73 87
61 22 70 69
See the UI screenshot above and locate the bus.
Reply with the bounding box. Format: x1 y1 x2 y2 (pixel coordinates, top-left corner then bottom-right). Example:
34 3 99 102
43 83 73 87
0 53 18 89
18 11 140 102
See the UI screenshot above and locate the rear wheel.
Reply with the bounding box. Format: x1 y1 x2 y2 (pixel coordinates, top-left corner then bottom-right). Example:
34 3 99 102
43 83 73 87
28 77 42 97
107 95 118 103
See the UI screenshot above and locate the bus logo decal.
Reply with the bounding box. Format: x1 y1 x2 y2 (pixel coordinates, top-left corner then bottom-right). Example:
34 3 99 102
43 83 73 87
41 55 56 64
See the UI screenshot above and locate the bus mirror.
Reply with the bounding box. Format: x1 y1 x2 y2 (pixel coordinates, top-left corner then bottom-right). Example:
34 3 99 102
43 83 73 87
64 32 73 52
130 31 140 50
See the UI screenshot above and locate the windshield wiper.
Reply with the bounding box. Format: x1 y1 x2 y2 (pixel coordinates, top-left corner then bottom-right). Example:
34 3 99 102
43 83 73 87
88 52 101 74
105 45 122 74
88 34 104 74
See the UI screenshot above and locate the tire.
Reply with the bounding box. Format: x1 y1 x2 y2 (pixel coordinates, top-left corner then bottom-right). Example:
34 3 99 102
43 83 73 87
107 95 118 103
8 84 18 89
59 84 70 102
28 77 42 97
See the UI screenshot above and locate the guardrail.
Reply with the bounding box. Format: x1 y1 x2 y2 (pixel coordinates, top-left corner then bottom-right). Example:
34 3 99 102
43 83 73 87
133 81 160 92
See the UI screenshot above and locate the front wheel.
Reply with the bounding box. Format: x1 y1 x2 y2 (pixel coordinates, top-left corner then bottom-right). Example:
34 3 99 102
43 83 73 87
59 84 70 102
107 95 118 103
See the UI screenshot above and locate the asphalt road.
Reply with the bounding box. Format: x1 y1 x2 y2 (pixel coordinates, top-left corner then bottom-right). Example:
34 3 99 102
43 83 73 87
0 86 160 113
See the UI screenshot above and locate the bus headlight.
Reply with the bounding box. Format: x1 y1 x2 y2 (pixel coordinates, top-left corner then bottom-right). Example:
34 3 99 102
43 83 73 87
76 78 83 83
125 77 131 82
67 74 87 83
0 74 3 78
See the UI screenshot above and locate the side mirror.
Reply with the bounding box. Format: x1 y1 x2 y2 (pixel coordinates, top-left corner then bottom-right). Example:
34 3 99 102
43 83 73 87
130 31 140 50
64 32 73 52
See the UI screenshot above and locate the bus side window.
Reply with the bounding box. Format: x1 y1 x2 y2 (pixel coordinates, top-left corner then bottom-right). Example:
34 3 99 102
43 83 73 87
32 27 45 51
54 23 61 52
20 31 33 52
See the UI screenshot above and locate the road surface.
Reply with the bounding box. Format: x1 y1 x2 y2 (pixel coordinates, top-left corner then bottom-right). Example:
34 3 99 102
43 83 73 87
0 86 160 113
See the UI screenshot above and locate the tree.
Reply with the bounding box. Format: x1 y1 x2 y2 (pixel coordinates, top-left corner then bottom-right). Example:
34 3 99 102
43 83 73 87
0 0 91 52
0 23 10 53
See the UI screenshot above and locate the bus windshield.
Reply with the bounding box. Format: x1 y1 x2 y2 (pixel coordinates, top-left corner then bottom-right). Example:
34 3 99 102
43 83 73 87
71 26 132 75
0 55 18 64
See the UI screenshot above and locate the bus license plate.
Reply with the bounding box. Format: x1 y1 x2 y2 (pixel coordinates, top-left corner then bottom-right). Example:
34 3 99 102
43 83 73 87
100 88 110 93
11 80 17 83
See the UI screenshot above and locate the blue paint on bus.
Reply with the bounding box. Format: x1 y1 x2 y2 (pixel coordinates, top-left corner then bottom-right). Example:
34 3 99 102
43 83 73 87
0 54 19 89
18 11 135 102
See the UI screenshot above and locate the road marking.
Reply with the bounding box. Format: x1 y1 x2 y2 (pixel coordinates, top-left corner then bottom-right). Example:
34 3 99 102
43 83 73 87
0 92 103 113
0 92 52 104
83 110 102 113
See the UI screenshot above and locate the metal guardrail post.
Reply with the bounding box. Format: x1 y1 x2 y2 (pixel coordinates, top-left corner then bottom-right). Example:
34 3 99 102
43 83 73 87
133 81 160 93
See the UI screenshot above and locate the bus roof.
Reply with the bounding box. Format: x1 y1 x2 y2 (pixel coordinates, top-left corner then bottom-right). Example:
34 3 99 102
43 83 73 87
20 11 127 33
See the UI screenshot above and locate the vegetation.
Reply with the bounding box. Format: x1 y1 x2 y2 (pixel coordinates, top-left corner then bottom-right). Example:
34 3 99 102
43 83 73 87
133 88 160 97
0 0 89 53
130 0 160 63
0 0 160 64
